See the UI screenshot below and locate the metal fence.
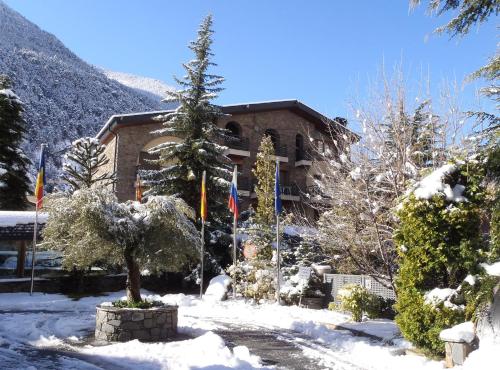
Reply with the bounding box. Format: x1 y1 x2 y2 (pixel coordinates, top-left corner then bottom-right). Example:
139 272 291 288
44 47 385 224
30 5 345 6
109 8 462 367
323 273 396 303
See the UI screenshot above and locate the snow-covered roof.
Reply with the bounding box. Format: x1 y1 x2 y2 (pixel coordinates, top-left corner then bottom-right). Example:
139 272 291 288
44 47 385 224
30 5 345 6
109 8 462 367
0 211 48 227
0 211 48 241
96 100 359 142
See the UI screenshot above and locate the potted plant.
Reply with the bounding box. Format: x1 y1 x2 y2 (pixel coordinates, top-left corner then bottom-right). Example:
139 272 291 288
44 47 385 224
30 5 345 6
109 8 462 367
43 187 200 341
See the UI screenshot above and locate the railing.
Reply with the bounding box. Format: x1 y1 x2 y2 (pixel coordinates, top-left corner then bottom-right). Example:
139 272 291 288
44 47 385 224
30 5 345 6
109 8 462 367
274 144 288 158
281 183 300 196
295 149 313 162
224 136 250 151
238 176 253 192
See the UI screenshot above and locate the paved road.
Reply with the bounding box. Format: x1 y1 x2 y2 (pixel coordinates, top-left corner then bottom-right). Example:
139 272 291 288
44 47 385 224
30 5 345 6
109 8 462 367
213 321 364 370
0 309 368 369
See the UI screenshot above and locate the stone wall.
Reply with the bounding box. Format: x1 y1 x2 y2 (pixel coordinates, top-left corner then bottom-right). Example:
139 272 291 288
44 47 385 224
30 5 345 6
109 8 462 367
95 305 178 342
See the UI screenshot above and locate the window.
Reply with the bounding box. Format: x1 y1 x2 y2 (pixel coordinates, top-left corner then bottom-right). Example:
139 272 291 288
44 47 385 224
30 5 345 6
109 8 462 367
226 122 241 138
295 134 304 160
264 129 280 149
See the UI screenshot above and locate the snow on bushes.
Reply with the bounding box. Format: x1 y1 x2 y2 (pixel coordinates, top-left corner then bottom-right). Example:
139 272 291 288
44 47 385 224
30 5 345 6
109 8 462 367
330 284 376 322
394 160 489 356
42 187 201 303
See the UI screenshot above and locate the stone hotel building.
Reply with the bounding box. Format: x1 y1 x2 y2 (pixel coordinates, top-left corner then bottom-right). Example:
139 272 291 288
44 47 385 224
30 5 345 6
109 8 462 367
96 100 357 217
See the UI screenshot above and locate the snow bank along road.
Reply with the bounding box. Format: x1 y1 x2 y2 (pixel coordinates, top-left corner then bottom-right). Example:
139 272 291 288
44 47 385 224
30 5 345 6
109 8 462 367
0 290 496 369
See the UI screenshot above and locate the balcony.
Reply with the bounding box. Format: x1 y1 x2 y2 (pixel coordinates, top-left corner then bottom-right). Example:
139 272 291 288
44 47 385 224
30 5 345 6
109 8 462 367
280 183 300 201
237 176 252 197
224 136 250 157
295 149 313 167
270 145 288 162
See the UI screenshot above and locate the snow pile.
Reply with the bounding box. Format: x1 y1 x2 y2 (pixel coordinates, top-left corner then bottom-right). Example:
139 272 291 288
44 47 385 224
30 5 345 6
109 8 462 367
481 261 500 277
413 164 467 202
0 211 49 227
82 332 263 370
458 337 500 369
204 274 232 301
424 287 463 310
439 322 475 343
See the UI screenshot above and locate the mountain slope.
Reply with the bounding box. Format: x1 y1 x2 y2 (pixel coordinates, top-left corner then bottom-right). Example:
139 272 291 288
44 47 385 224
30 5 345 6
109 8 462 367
102 70 173 102
0 1 171 177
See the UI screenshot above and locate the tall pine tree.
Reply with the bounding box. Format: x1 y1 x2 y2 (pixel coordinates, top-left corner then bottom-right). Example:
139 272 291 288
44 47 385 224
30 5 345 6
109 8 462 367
145 15 230 221
0 76 31 210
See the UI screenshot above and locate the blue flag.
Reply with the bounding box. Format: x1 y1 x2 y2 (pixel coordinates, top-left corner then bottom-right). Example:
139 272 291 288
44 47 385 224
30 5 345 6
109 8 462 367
275 161 282 215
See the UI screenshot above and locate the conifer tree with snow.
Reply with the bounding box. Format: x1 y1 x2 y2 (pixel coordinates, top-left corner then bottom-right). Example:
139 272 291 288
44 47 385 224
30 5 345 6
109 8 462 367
61 137 115 192
145 15 230 221
252 135 276 226
412 0 499 138
0 76 31 210
410 100 445 169
394 160 490 356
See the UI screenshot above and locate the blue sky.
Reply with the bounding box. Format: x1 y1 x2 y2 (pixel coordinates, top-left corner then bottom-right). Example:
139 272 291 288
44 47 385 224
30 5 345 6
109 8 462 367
4 0 497 124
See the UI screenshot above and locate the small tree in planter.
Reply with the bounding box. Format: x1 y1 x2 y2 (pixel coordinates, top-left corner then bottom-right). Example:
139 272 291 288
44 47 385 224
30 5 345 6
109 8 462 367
42 187 200 303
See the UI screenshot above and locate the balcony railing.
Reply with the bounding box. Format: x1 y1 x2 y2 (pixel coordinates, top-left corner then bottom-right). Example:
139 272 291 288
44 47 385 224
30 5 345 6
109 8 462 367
224 136 250 151
280 183 300 196
274 145 288 158
295 149 313 162
238 176 253 192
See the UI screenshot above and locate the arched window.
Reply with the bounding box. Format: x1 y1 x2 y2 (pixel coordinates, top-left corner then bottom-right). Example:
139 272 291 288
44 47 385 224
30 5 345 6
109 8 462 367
264 129 280 150
295 134 304 160
226 121 241 138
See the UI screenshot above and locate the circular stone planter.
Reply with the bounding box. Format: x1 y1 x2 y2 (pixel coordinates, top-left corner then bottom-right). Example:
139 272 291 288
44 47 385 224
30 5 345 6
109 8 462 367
95 304 178 342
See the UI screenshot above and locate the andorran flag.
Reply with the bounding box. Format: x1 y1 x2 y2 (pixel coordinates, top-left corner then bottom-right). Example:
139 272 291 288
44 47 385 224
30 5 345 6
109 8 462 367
200 170 207 222
34 145 46 210
135 173 143 203
228 166 239 220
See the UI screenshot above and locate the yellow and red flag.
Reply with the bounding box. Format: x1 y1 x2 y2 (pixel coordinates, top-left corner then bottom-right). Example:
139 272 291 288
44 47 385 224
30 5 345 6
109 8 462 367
200 170 207 222
135 173 143 203
34 146 46 210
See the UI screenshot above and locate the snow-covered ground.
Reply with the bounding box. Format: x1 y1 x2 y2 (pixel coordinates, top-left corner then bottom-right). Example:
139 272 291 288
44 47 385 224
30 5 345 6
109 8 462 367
0 291 497 369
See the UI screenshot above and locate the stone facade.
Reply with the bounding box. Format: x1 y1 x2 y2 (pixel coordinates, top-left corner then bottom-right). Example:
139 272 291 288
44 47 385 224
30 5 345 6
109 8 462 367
95 304 178 342
96 101 356 218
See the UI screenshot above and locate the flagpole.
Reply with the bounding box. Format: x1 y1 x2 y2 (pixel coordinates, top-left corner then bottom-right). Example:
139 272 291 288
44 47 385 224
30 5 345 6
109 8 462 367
276 213 281 305
200 219 205 299
29 207 38 296
30 143 46 296
275 160 281 305
232 212 237 299
200 170 206 299
231 164 238 299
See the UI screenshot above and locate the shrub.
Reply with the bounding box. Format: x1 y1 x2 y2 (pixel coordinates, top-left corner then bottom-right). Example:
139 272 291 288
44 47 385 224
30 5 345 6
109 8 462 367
394 161 487 356
366 296 396 320
333 284 378 322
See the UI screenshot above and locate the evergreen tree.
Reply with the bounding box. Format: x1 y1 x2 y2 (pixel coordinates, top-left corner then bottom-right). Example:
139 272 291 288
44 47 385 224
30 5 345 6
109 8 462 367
0 76 31 210
394 161 487 356
412 0 499 133
61 137 115 191
410 100 444 169
252 135 276 225
145 15 230 221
